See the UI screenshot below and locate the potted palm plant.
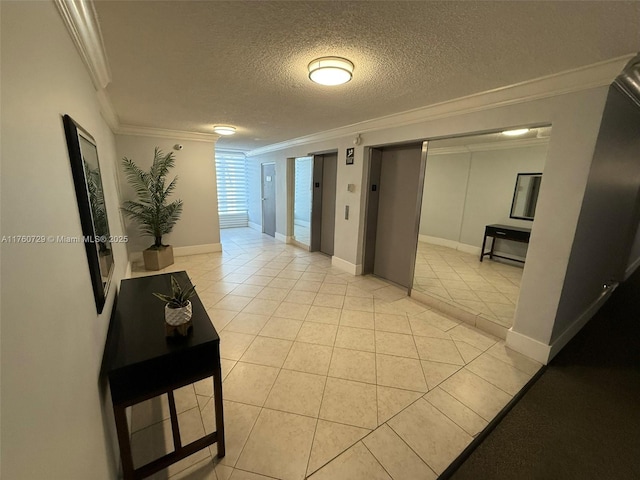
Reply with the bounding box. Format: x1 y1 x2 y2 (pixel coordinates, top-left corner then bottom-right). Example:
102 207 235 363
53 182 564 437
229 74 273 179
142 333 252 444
154 275 197 336
121 147 183 270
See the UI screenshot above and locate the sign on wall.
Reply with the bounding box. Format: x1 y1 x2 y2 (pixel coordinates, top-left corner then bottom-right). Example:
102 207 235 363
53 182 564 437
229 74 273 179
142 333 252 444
346 147 354 165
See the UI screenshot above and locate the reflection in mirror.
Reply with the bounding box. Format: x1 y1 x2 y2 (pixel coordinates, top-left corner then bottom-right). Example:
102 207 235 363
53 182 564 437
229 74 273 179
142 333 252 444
80 136 114 283
293 156 313 246
510 173 542 220
63 115 114 313
411 126 551 331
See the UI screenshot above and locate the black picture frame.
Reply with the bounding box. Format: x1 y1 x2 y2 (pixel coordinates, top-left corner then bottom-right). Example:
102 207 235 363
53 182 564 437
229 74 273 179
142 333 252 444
509 172 543 221
63 114 114 313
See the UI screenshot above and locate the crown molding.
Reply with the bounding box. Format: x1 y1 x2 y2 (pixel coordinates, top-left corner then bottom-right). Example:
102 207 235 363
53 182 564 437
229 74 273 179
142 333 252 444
54 0 111 90
96 88 120 131
116 124 219 143
247 54 635 157
216 148 250 155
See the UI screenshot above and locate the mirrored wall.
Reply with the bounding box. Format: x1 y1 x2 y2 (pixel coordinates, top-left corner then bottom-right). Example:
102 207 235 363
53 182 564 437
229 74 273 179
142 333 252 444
411 126 551 329
293 156 313 246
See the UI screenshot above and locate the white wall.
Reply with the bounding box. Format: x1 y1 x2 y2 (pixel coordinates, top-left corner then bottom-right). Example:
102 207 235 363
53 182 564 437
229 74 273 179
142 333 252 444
420 143 548 258
1 2 126 478
116 135 221 254
420 152 471 241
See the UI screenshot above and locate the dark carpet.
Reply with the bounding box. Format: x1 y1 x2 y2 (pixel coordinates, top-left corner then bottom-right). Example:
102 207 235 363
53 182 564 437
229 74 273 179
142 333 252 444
446 270 640 480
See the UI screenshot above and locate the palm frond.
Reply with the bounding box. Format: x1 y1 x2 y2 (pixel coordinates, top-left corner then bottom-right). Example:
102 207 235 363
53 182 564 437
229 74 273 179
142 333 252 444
120 148 183 244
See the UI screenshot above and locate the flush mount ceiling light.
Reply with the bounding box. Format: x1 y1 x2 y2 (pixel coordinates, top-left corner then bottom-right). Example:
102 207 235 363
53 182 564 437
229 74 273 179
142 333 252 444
308 57 354 86
502 128 530 137
213 126 236 136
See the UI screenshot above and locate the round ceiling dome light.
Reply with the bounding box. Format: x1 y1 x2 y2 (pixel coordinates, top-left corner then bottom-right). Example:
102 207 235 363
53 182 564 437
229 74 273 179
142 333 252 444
308 57 354 86
213 126 236 136
502 128 530 137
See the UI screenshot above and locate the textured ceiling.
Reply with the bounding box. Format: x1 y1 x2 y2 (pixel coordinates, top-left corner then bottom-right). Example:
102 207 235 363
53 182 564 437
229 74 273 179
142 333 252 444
94 1 640 151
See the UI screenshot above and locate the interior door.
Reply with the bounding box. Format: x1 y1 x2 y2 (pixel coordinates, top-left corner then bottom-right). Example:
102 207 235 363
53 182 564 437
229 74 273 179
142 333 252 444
373 143 424 287
262 163 276 237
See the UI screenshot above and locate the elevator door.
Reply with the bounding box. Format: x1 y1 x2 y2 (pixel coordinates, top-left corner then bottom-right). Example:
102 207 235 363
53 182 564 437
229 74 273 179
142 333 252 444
372 144 423 287
320 153 337 255
310 153 337 255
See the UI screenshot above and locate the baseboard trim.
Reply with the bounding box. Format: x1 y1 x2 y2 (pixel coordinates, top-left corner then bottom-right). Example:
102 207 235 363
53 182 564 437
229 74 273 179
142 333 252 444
332 256 362 275
128 243 222 263
174 243 222 256
505 329 552 365
248 222 262 232
419 235 481 256
275 232 292 244
547 284 617 361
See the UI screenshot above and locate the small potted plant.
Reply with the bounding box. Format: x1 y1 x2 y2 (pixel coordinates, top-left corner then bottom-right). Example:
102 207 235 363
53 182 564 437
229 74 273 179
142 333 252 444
121 147 183 270
153 276 197 336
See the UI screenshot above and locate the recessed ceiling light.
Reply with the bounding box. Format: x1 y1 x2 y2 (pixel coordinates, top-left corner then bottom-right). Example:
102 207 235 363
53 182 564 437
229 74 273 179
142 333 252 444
308 57 354 86
213 126 236 136
502 128 530 137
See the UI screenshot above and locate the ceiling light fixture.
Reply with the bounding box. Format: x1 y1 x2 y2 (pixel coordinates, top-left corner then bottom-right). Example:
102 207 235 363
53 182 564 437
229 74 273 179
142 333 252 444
213 126 236 136
502 128 530 137
308 57 354 86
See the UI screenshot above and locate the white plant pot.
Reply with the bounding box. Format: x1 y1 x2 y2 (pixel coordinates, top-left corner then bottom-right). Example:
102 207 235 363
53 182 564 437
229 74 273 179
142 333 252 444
165 301 193 326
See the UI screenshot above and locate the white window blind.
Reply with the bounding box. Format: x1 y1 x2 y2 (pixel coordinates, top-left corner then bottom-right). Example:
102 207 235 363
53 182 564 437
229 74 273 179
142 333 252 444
215 150 249 229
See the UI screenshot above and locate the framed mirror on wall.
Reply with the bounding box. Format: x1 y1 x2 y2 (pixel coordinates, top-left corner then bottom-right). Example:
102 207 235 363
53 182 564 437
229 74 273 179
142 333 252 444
63 114 114 313
510 173 542 220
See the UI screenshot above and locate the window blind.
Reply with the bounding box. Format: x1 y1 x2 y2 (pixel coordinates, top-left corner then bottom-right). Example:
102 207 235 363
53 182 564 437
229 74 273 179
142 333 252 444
215 150 248 229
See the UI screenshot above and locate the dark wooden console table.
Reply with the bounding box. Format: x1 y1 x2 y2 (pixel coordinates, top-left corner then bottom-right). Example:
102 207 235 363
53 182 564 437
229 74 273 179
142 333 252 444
480 224 531 263
103 271 224 479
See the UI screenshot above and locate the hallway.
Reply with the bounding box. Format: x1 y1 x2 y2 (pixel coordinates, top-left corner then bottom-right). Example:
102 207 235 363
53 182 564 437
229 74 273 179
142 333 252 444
129 228 541 479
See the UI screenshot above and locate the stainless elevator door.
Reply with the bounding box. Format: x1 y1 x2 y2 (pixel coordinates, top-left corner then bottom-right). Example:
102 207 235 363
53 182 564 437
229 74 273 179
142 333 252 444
310 153 337 255
373 144 423 287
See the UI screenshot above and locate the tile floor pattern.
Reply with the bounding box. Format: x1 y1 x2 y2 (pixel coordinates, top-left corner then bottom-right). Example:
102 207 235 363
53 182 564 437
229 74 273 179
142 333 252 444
128 228 541 480
412 241 524 328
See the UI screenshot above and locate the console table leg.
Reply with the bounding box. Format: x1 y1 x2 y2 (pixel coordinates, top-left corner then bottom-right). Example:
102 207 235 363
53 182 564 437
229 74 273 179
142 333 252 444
480 234 488 262
167 390 182 449
114 404 135 479
213 363 226 458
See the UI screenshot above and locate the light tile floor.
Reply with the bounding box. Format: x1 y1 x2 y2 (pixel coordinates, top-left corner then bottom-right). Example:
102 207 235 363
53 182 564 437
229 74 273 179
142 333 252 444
128 228 540 480
412 241 523 328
